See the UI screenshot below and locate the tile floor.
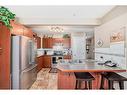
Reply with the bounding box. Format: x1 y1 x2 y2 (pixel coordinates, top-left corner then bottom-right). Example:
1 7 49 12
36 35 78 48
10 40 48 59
30 68 58 89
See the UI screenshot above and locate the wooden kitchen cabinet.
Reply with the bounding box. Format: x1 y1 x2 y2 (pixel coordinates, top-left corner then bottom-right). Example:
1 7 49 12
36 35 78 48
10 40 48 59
43 38 71 49
58 71 106 89
11 21 24 35
0 22 11 89
63 55 72 59
43 38 53 48
58 71 75 89
37 55 51 70
43 55 51 68
37 56 43 72
23 27 33 38
53 38 71 48
36 37 41 48
11 21 34 38
48 38 54 48
43 38 48 48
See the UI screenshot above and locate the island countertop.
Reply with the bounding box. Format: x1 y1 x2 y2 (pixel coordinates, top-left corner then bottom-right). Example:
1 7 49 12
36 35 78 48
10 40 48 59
57 61 126 72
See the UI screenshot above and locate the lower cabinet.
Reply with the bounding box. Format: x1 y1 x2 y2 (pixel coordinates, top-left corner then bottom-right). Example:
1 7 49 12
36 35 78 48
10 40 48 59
43 55 51 68
58 71 75 89
63 55 71 59
37 55 51 72
58 71 107 89
37 56 43 72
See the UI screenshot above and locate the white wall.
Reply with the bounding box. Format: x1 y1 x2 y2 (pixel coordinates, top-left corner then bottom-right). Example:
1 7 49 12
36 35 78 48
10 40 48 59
94 8 127 89
95 12 127 69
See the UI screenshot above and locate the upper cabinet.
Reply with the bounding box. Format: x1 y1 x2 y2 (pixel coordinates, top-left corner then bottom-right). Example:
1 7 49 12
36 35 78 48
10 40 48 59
42 38 71 49
11 21 24 35
11 21 35 38
37 37 41 48
43 38 54 48
53 38 71 48
23 27 33 38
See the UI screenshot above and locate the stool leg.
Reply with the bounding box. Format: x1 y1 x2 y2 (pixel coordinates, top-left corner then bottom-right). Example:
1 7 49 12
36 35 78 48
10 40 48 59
119 81 124 90
88 81 92 89
84 81 88 89
75 80 78 89
100 74 104 89
78 80 82 89
108 80 114 89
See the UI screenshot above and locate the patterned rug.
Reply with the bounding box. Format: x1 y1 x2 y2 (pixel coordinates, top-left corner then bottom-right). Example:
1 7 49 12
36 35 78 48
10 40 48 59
49 68 58 73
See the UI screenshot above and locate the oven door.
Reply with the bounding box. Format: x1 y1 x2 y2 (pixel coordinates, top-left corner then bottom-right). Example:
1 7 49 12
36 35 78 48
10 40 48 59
52 56 63 68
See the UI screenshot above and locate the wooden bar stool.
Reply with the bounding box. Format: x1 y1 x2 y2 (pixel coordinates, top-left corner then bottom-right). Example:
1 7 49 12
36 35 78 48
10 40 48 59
101 72 127 90
74 72 95 89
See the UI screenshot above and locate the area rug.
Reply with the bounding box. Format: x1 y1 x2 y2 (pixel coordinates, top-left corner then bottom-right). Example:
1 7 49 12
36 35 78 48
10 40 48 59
49 68 58 73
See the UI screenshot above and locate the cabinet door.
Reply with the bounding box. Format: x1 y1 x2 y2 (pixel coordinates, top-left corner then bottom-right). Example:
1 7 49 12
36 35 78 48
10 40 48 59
37 56 43 72
11 21 33 38
43 56 51 68
37 37 41 48
48 38 53 48
0 23 2 53
43 38 47 48
0 23 11 89
43 38 53 48
63 55 71 59
37 57 41 72
11 21 24 35
58 71 75 89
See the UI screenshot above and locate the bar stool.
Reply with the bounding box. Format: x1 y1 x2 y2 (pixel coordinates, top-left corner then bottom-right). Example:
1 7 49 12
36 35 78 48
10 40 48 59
74 72 95 89
100 72 127 90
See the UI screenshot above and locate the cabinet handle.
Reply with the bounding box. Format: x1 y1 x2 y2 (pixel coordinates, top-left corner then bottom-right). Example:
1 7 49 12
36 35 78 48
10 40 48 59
0 48 2 55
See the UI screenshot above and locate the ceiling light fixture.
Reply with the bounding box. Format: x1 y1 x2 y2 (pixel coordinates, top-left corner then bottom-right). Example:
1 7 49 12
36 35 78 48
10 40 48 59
49 26 64 32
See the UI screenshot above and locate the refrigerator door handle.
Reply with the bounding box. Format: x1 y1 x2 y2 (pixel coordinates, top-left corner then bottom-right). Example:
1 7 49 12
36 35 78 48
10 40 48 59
22 64 37 73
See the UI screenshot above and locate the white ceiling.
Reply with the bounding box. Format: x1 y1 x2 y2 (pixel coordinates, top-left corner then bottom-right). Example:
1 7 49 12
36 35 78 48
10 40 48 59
6 6 114 19
5 6 115 36
6 6 115 25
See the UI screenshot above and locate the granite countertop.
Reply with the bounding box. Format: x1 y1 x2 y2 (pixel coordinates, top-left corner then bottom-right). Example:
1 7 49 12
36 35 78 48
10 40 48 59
37 54 72 57
57 61 126 72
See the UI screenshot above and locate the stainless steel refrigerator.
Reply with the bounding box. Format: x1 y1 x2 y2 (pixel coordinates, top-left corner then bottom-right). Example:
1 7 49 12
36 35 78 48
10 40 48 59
11 36 37 89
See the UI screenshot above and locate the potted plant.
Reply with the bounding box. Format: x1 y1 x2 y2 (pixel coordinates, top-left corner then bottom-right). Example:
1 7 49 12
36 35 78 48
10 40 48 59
63 34 70 38
0 6 15 29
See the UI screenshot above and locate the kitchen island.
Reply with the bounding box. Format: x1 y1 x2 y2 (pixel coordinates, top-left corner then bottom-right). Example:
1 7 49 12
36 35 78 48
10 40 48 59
57 61 126 89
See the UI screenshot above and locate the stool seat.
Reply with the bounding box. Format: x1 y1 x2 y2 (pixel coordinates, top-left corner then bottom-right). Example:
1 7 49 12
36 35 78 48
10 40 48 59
104 72 127 81
100 72 127 90
74 72 95 80
74 72 95 89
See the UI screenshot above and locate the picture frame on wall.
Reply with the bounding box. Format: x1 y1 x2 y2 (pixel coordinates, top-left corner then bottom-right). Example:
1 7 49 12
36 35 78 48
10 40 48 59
110 26 126 56
110 27 125 43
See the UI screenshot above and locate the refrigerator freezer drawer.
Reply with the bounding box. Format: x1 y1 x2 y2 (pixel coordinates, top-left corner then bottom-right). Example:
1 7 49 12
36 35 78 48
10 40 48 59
20 65 37 89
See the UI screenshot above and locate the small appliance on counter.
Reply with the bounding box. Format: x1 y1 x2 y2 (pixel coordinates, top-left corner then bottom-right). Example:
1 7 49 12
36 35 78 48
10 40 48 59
52 55 63 68
98 60 117 67
53 50 63 55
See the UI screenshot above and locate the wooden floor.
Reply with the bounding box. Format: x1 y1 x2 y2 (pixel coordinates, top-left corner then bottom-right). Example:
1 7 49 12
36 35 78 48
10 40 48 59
30 68 58 89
